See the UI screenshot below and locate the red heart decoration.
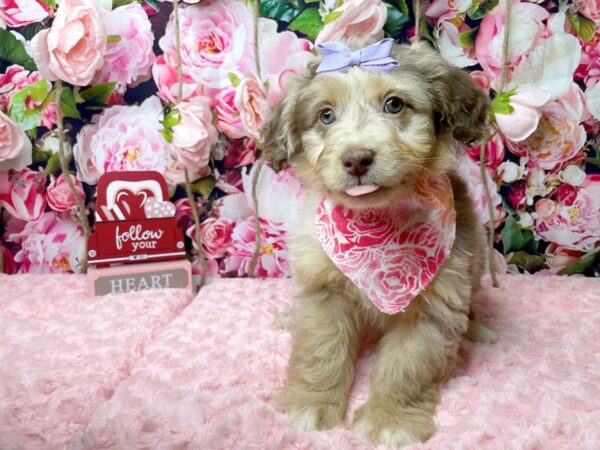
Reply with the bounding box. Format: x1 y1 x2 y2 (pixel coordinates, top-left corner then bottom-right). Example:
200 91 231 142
115 188 154 220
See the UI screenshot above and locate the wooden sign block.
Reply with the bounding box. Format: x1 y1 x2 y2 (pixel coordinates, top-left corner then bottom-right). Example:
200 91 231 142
87 260 192 296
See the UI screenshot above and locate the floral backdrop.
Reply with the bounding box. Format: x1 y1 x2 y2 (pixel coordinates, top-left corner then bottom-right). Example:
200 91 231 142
0 0 599 279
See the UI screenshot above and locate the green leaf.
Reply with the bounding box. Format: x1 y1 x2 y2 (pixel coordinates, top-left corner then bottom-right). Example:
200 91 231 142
508 251 547 273
501 215 523 253
191 177 216 197
490 88 517 116
586 156 600 168
79 82 116 104
324 10 342 25
163 109 181 129
39 0 56 8
384 4 410 38
112 0 136 7
567 11 597 42
397 0 409 16
60 87 81 119
17 23 46 41
458 27 478 48
288 8 323 41
107 34 122 44
259 0 303 23
228 72 241 87
0 29 37 71
143 0 159 13
45 152 62 176
32 149 50 165
558 247 600 276
9 79 49 130
467 0 498 20
419 19 436 46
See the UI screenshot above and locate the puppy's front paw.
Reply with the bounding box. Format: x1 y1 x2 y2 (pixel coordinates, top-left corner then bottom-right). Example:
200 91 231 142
274 390 345 431
352 399 434 448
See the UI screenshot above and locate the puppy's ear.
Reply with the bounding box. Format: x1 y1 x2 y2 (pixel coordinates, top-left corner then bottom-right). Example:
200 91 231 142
429 64 490 145
403 43 489 145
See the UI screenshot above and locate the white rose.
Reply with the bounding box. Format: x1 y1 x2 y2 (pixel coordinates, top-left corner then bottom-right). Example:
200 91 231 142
497 161 524 183
559 165 586 186
517 212 534 229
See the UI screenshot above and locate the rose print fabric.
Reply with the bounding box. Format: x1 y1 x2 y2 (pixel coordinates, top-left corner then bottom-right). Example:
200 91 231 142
315 176 456 314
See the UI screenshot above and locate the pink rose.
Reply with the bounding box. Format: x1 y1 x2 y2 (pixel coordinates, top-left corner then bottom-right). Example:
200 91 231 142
426 0 471 21
456 154 504 225
466 132 505 168
494 87 551 142
31 0 106 86
554 183 577 206
0 111 32 171
223 217 289 278
470 70 492 93
545 243 584 274
534 175 600 251
0 168 46 221
46 173 85 212
174 197 205 231
212 87 245 139
507 84 587 170
475 2 549 79
73 96 171 184
158 0 254 90
223 138 257 169
170 97 218 181
507 182 527 211
92 3 155 94
152 55 199 104
315 0 387 45
7 211 85 273
0 0 50 27
575 30 600 87
234 74 270 141
574 0 600 20
258 20 314 105
187 217 234 259
0 65 42 111
41 101 57 129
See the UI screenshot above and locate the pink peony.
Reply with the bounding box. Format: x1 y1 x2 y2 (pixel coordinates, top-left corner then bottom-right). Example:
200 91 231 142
535 175 600 251
7 211 85 273
223 138 257 169
212 87 245 139
0 168 46 221
169 97 218 182
437 20 478 68
158 0 254 90
574 0 600 20
0 0 50 27
92 3 156 94
187 217 234 259
470 70 492 93
73 96 172 184
554 183 578 206
0 65 42 111
426 0 471 21
545 243 584 274
466 132 504 168
494 87 551 142
257 19 314 105
31 0 106 86
507 84 586 170
456 154 504 225
46 173 85 213
234 74 270 141
152 55 199 104
0 110 32 171
475 2 549 79
41 101 57 129
223 216 290 278
315 0 387 45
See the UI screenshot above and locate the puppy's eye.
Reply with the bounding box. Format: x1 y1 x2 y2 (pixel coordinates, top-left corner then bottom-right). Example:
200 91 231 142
384 97 404 114
320 108 336 125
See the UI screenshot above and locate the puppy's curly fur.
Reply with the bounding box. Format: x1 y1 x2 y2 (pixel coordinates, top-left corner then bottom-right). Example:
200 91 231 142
262 40 494 448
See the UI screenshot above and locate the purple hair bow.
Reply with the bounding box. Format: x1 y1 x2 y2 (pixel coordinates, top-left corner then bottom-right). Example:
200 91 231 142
315 38 400 74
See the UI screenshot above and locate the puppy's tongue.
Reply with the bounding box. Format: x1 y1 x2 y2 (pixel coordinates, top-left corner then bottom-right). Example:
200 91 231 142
345 185 380 197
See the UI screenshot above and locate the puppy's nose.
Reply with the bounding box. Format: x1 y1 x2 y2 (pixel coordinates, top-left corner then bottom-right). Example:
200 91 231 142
341 148 374 177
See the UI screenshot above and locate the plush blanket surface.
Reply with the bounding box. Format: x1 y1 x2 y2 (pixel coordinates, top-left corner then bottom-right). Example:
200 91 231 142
0 274 599 450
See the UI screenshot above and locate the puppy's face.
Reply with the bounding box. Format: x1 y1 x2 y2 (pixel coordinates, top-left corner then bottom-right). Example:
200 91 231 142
262 41 489 208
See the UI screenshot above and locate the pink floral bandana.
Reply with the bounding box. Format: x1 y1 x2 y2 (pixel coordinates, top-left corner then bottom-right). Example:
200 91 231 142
315 176 456 314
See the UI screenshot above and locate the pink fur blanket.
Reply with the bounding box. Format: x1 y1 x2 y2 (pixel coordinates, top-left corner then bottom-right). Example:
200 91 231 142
1 274 599 449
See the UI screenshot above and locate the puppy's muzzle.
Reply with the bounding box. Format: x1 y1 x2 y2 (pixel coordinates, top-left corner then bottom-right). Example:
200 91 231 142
341 148 375 177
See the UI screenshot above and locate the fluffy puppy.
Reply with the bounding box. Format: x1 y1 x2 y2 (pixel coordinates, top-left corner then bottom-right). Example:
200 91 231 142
262 39 491 447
